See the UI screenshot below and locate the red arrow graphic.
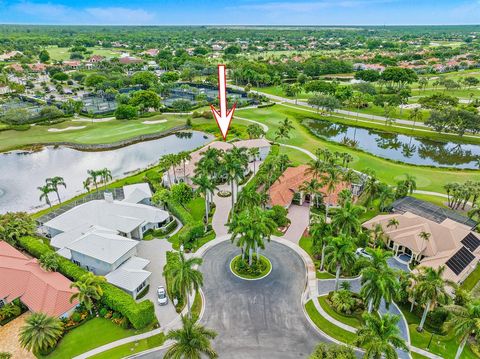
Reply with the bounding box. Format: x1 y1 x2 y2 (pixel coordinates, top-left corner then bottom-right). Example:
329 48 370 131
210 64 236 141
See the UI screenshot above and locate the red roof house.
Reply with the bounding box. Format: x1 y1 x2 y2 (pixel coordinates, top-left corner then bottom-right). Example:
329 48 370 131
268 165 349 208
0 241 78 317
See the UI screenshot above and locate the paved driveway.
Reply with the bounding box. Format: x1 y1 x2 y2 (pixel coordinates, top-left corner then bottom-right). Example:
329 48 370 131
137 239 178 326
283 204 310 244
0 312 35 359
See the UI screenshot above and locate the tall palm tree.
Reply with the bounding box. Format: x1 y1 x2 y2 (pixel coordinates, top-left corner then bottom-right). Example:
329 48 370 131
38 184 53 207
324 235 356 290
371 223 387 248
377 183 395 212
179 151 192 178
236 186 262 211
83 178 91 193
310 218 332 271
363 168 381 206
87 169 101 192
46 176 66 204
100 168 112 189
223 151 245 208
355 313 408 359
408 107 423 132
444 299 480 359
228 206 276 265
70 272 105 315
331 199 366 237
419 231 431 258
274 117 294 142
387 218 399 230
248 147 260 175
19 313 64 354
164 315 218 359
163 251 203 316
402 174 417 195
415 266 456 331
360 248 399 313
192 175 218 231
320 165 342 221
299 178 323 207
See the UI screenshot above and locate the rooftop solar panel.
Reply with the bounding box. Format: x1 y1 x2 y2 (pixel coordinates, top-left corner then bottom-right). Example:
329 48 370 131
446 247 475 275
461 233 480 252
392 197 477 229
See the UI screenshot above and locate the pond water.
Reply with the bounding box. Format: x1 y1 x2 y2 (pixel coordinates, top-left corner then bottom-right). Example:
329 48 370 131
305 119 480 169
0 131 213 213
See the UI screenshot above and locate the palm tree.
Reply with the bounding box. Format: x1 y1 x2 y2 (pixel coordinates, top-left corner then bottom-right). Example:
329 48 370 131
179 151 192 178
46 176 66 204
402 174 417 195
320 165 342 221
371 223 387 248
355 313 408 359
377 183 395 212
70 272 105 315
331 199 366 237
248 147 260 175
387 218 399 230
83 178 91 193
164 315 218 359
324 235 356 290
408 107 423 132
299 178 322 208
38 184 53 207
310 218 332 271
223 151 245 208
360 249 399 313
228 206 276 265
444 299 480 359
163 251 203 316
99 168 112 189
274 117 294 143
192 175 218 231
362 168 381 206
236 186 262 211
419 231 431 257
19 313 64 354
87 169 101 192
415 266 456 331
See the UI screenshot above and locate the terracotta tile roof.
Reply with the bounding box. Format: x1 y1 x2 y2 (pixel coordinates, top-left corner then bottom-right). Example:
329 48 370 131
0 241 78 317
268 165 349 207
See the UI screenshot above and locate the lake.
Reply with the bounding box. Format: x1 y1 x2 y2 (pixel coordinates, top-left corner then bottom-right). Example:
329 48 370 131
0 131 213 213
305 119 480 169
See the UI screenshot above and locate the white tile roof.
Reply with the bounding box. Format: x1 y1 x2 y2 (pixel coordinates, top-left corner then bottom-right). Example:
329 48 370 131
105 256 151 292
123 183 152 204
66 231 138 264
44 199 169 234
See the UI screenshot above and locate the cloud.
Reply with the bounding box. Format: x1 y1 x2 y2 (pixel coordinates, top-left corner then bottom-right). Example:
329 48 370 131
9 1 157 24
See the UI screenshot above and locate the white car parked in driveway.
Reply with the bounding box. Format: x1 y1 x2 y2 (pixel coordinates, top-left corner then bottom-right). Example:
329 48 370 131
355 247 372 259
157 286 168 306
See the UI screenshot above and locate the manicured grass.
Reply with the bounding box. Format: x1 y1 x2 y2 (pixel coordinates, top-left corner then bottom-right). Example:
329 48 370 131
185 197 207 222
89 333 165 359
45 46 122 61
460 263 480 292
317 295 363 328
305 300 355 345
399 305 477 359
237 104 480 193
316 271 335 279
0 115 187 152
191 290 203 318
230 254 272 279
41 318 150 359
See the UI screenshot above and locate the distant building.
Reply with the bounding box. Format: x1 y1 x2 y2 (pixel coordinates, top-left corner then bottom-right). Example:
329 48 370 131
141 49 159 57
0 241 78 318
89 55 105 63
0 51 23 61
62 60 82 69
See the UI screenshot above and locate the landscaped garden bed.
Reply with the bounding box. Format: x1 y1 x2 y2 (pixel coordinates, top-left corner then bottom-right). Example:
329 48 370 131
230 254 272 280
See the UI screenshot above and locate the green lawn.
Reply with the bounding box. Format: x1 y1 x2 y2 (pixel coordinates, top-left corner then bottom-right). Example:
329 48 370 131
185 197 207 222
237 104 480 193
317 295 363 328
399 305 477 359
89 334 165 359
41 318 151 359
45 46 122 61
460 263 480 293
305 300 355 345
0 115 188 152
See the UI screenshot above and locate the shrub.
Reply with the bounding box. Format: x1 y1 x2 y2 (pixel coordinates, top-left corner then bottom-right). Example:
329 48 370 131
268 205 289 227
70 312 81 323
99 308 108 318
16 236 156 329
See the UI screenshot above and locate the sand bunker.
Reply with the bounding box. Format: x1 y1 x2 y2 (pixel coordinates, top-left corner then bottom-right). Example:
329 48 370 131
48 126 86 132
142 119 167 125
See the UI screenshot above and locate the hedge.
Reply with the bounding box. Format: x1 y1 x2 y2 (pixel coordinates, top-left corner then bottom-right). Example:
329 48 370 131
16 236 156 329
164 251 185 312
166 199 205 250
243 144 280 192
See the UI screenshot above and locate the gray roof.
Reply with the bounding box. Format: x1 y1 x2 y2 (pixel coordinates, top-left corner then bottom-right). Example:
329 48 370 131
105 256 151 292
44 199 169 234
67 231 138 264
123 183 152 204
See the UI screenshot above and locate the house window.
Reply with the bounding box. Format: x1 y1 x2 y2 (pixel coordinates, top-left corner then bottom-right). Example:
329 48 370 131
136 281 146 293
73 260 80 266
141 225 147 233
